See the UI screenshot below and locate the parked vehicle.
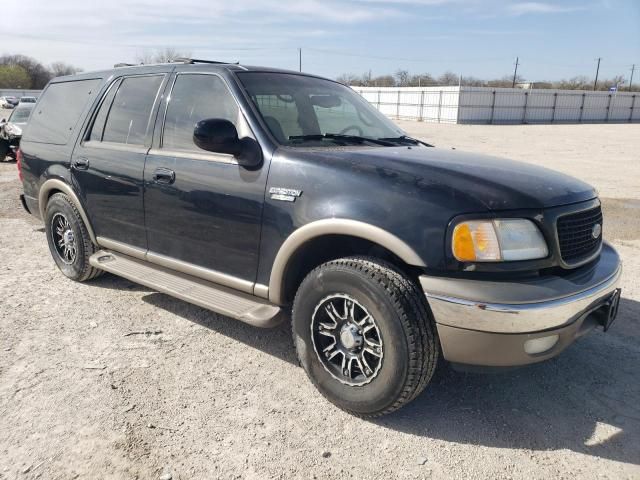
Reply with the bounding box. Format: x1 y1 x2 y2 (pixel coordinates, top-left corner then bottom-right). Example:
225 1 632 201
18 60 622 417
1 96 17 109
19 96 37 105
0 104 33 160
6 96 19 107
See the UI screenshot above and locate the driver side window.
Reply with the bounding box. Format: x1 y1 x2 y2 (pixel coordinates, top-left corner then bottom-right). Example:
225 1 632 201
162 74 243 152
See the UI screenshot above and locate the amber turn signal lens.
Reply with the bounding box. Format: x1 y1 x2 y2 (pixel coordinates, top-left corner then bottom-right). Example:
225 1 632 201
452 221 502 262
452 223 476 261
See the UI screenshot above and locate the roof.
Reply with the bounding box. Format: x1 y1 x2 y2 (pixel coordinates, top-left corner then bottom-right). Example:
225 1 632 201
49 60 330 84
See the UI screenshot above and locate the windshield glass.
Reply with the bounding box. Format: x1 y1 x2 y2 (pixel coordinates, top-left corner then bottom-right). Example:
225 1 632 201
9 106 33 123
237 72 404 147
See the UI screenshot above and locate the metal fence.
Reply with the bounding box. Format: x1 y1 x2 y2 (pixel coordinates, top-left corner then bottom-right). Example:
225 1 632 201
352 86 640 124
0 89 42 98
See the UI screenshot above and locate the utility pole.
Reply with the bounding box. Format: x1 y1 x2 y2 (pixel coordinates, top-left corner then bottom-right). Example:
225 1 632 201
512 57 520 88
593 57 601 90
630 64 636 92
298 48 302 72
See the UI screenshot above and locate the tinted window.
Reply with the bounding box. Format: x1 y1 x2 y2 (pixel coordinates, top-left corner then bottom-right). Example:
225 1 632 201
162 74 240 152
9 106 33 123
24 79 100 145
102 75 163 145
89 80 121 142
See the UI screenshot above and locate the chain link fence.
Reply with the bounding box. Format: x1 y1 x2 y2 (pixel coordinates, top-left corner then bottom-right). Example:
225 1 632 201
353 86 640 124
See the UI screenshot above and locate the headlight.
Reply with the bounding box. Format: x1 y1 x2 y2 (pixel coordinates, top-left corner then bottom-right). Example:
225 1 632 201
452 219 548 262
5 124 22 137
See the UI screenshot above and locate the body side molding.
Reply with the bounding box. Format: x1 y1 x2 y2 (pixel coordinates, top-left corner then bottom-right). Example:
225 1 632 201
38 179 98 245
268 218 427 305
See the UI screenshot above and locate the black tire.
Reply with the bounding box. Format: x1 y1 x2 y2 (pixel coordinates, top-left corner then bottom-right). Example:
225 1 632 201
292 256 438 417
45 193 103 281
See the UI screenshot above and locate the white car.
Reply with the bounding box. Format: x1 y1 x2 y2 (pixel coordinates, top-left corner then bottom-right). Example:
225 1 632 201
0 97 10 108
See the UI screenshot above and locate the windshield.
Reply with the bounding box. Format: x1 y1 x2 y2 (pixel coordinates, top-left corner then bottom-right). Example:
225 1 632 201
237 72 405 147
9 106 33 123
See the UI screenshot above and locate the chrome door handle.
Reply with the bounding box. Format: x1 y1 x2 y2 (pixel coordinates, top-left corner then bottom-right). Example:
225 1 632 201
152 167 176 185
72 156 90 170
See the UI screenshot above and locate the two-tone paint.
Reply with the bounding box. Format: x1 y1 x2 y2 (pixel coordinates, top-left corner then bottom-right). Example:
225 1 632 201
20 62 600 310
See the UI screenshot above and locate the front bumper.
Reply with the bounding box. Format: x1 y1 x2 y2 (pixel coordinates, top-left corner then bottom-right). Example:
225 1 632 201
421 242 622 367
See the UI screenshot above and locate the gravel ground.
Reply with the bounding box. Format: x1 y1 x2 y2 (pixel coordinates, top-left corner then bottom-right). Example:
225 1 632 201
1 119 639 480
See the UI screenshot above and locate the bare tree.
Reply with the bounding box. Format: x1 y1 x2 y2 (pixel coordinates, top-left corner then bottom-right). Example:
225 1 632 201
394 69 410 87
336 73 363 86
136 47 191 65
555 76 590 90
409 73 435 87
437 71 459 86
50 62 83 77
372 75 395 87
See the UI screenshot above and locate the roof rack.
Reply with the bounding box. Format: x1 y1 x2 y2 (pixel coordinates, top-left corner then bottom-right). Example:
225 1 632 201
173 57 238 65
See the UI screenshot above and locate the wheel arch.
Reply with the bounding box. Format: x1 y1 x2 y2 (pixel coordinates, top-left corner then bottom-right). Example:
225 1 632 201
268 219 426 305
38 179 98 245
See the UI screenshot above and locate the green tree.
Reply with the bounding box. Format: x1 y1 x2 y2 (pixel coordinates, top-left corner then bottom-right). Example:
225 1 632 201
0 65 31 88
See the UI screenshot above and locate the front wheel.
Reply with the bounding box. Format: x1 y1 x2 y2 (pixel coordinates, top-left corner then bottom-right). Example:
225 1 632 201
292 257 439 417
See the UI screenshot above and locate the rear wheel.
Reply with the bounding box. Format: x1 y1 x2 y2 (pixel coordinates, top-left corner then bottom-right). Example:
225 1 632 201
45 193 103 281
292 256 438 417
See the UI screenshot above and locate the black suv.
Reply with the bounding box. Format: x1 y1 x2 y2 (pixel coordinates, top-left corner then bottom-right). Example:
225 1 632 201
18 60 622 417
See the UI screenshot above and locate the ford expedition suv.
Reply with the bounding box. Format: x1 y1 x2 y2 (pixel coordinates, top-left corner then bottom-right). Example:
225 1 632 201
18 59 622 417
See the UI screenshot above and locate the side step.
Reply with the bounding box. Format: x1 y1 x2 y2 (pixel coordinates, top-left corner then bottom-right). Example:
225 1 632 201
89 250 283 328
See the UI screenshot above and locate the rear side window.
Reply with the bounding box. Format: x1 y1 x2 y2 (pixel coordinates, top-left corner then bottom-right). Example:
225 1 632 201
24 79 100 145
101 75 164 145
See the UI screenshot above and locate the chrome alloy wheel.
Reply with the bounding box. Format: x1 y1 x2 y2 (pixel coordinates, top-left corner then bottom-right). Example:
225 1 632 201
51 213 77 264
311 294 384 386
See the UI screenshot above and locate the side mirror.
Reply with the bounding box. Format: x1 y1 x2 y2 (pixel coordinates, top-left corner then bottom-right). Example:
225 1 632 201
193 118 262 168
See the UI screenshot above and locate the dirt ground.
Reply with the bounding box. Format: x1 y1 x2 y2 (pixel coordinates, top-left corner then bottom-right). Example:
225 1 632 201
1 116 639 480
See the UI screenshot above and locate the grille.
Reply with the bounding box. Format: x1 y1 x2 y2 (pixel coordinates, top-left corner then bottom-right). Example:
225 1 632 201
557 206 603 264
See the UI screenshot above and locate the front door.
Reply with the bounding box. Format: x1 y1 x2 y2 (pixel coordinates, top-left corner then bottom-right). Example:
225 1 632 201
71 73 167 249
143 72 268 288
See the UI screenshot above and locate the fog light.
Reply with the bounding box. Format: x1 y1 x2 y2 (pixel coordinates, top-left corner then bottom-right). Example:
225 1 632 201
524 335 559 355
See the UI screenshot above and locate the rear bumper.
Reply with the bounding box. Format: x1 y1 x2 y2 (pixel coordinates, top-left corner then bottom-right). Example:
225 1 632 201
421 242 622 367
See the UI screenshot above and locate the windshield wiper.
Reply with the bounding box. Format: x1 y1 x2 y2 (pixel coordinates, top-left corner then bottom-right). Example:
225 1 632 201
288 133 396 147
378 135 433 147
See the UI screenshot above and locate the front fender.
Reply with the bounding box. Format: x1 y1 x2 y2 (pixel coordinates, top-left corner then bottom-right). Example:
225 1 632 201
267 218 426 304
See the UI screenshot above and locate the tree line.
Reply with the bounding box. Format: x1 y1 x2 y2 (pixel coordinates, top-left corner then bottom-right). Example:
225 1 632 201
0 54 82 89
337 69 636 91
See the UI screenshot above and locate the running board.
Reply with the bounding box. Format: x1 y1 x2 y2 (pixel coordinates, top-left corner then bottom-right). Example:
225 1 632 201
89 250 283 328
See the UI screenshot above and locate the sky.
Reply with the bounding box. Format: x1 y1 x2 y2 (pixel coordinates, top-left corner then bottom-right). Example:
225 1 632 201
3 0 640 83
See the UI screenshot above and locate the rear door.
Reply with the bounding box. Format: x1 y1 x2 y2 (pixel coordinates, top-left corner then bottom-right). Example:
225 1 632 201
143 71 268 289
71 73 168 250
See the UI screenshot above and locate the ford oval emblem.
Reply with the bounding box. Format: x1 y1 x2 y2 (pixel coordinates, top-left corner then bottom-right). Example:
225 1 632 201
592 223 602 239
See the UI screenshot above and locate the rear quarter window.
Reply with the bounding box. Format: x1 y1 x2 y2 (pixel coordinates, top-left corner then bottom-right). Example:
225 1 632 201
24 78 101 145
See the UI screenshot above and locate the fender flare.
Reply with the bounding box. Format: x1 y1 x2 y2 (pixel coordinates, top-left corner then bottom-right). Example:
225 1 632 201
267 218 426 305
38 179 98 245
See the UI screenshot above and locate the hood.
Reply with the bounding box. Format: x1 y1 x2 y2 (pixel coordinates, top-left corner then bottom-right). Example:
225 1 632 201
293 146 597 210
